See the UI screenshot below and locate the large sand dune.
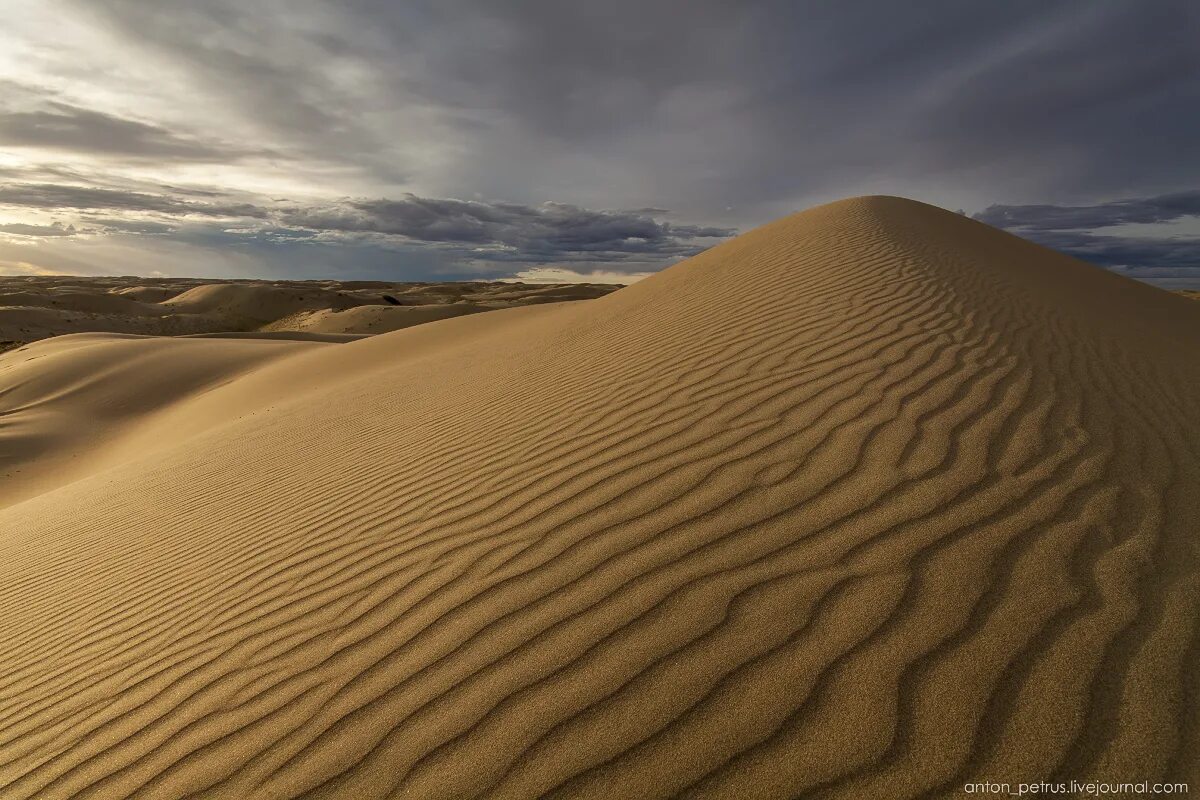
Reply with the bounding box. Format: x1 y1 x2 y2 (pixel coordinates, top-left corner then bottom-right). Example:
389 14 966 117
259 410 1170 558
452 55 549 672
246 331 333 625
0 196 1197 798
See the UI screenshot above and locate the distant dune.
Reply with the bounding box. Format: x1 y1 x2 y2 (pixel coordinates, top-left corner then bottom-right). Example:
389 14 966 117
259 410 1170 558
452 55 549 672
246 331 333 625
0 278 619 346
261 303 488 335
0 197 1197 798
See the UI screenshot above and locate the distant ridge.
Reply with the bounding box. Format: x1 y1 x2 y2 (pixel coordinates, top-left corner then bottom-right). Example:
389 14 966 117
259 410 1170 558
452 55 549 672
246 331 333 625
0 196 1196 799
0 279 617 345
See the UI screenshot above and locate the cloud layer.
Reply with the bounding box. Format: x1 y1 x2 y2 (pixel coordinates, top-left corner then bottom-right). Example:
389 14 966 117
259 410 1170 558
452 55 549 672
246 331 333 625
282 197 733 261
0 101 258 161
0 172 732 278
0 0 1197 284
975 192 1200 232
974 192 1200 288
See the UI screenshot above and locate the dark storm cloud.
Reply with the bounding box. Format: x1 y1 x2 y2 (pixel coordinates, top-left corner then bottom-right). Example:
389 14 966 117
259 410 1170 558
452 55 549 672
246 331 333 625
973 192 1200 283
0 183 268 218
906 3 1200 192
0 175 733 265
0 101 261 161
1022 230 1200 273
282 196 734 260
974 192 1200 231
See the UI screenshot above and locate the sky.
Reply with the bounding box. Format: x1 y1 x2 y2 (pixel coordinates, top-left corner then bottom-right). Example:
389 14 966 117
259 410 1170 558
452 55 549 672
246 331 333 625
0 0 1197 286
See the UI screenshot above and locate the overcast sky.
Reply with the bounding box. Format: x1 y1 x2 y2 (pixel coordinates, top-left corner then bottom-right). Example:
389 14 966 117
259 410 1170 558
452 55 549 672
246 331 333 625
1 0 1197 285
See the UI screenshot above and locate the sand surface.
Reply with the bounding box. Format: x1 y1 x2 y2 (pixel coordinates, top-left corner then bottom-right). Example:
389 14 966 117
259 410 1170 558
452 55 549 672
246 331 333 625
0 278 618 347
0 196 1197 798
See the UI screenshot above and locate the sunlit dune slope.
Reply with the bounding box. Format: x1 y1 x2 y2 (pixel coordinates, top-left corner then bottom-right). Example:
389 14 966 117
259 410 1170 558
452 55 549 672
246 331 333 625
0 196 1197 799
261 303 487 335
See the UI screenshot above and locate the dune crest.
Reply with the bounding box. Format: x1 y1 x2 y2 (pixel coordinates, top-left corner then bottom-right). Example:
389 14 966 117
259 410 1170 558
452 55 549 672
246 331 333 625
0 196 1197 799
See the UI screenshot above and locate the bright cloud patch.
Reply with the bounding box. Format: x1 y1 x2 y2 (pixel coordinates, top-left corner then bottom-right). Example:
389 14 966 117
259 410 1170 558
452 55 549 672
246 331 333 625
501 267 654 284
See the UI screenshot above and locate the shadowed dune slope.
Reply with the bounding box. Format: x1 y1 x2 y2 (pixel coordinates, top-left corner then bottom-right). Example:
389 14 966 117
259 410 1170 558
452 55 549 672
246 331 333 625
161 284 359 322
0 291 165 316
0 333 335 509
0 196 1198 799
112 286 189 303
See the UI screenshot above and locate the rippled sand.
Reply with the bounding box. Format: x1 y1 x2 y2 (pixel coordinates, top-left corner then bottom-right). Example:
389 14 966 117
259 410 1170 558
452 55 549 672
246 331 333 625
0 197 1197 798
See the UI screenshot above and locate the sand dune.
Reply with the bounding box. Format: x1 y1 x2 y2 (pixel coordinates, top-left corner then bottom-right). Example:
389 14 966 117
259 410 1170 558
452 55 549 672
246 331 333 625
262 303 488 335
0 196 1197 799
0 278 618 344
161 283 363 322
112 286 190 303
0 291 164 316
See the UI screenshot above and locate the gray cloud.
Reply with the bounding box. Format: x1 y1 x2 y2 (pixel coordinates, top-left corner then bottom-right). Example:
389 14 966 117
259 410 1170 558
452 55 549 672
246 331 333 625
60 0 413 183
0 101 260 161
0 222 77 237
282 196 735 261
973 192 1200 286
65 0 1199 215
91 218 179 234
0 175 735 268
974 192 1200 231
0 183 268 218
1024 230 1200 273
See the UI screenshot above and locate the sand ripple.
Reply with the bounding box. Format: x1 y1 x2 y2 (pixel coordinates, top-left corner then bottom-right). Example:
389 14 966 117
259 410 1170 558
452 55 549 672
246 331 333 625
0 197 1197 798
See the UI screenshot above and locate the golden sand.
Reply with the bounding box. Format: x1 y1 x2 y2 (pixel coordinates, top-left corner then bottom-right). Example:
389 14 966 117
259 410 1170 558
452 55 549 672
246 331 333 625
0 197 1196 798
